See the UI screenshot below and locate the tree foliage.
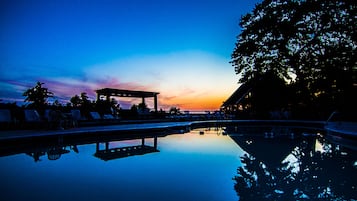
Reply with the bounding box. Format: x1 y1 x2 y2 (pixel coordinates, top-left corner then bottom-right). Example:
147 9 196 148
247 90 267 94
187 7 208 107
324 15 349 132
70 95 81 107
23 81 53 108
70 92 92 107
169 107 181 115
231 0 356 112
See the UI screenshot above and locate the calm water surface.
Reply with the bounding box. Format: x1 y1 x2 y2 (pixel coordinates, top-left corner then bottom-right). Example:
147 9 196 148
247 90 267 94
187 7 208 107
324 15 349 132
0 126 356 201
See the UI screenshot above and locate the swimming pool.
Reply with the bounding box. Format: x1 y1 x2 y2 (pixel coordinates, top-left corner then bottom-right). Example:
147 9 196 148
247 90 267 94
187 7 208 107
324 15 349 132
0 125 356 201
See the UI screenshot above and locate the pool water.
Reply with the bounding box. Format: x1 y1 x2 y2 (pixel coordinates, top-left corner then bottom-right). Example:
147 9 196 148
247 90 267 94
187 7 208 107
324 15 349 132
0 126 356 201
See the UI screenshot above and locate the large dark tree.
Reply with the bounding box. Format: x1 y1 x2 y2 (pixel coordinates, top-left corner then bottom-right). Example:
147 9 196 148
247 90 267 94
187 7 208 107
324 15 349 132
231 0 356 117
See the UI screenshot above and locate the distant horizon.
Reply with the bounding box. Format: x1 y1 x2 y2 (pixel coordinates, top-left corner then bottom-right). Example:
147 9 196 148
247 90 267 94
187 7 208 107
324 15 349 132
0 94 226 112
0 0 262 111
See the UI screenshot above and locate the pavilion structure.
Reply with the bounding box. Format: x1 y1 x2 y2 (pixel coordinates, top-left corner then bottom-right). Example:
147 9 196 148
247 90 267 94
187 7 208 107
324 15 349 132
96 88 160 112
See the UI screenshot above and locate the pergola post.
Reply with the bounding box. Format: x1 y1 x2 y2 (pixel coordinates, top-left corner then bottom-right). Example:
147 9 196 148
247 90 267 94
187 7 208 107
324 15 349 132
105 142 109 150
154 94 158 112
141 97 145 105
154 136 157 149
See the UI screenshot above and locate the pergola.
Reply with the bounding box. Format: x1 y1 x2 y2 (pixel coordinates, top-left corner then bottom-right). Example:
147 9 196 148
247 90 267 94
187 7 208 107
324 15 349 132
96 88 160 112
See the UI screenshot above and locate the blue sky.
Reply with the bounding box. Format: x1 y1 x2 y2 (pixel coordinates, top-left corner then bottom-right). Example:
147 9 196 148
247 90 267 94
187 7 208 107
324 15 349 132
0 0 261 111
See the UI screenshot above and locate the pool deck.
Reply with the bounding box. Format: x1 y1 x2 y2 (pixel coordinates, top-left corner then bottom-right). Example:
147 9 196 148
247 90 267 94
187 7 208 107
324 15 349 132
0 119 331 141
325 122 357 137
0 121 194 141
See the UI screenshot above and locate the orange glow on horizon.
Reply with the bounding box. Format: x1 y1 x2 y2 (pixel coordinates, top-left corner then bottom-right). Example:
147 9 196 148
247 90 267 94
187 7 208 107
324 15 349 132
162 95 226 111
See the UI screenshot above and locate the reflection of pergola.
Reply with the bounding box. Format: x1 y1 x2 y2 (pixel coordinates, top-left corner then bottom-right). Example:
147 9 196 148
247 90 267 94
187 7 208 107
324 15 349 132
94 137 159 161
96 88 160 112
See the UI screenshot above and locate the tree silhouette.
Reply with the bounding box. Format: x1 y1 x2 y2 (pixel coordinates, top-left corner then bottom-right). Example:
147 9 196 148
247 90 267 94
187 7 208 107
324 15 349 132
80 92 91 107
233 136 357 200
95 98 118 116
169 107 181 115
23 82 53 109
69 92 93 108
138 102 148 111
70 95 81 107
69 92 94 118
231 0 356 116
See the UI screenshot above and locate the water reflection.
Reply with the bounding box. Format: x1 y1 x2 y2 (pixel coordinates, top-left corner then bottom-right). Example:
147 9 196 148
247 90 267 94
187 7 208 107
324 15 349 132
0 131 169 163
26 146 72 162
94 136 159 161
229 127 357 201
1 125 356 201
0 127 241 201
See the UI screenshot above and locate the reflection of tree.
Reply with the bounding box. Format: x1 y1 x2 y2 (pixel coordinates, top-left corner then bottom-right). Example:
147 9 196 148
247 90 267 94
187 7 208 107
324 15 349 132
47 146 70 160
26 152 46 162
234 137 357 200
234 154 296 200
26 145 74 162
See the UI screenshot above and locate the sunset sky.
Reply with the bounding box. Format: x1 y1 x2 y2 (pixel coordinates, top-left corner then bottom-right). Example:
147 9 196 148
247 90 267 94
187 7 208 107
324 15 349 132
0 0 260 111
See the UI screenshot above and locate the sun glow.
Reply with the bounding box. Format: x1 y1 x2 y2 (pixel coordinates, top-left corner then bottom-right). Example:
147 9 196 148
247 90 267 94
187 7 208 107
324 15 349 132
83 51 237 111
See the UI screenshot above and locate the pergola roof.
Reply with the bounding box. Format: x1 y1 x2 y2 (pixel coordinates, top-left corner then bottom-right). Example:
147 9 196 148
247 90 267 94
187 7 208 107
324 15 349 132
96 88 159 98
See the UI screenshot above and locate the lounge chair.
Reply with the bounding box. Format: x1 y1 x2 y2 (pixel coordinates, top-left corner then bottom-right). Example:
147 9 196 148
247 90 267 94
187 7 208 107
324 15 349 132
0 109 11 122
43 109 53 122
103 114 115 119
71 109 82 121
0 109 12 129
24 109 41 122
71 109 83 127
90 111 102 120
43 109 67 129
23 109 43 129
